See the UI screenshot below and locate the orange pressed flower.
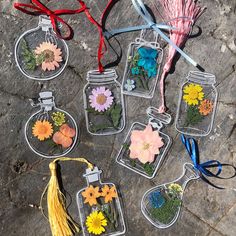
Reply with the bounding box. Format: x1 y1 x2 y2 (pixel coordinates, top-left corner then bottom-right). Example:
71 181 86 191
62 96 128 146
101 185 118 203
82 185 101 206
35 42 62 71
32 120 53 141
198 99 213 116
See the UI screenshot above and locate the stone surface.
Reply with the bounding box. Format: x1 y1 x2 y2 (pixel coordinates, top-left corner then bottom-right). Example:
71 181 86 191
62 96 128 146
0 0 235 236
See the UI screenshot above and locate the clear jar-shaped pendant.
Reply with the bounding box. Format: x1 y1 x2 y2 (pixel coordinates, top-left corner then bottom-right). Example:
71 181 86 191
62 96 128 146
76 167 126 236
121 30 163 98
14 16 69 80
175 71 218 136
116 107 172 179
83 69 126 135
25 91 78 158
141 163 199 228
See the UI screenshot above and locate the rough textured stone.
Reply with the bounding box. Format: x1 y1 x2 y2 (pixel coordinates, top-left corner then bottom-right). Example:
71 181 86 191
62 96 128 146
0 0 235 236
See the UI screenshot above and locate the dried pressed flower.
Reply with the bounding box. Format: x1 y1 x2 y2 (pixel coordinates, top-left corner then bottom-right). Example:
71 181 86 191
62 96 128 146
81 185 101 206
34 42 62 71
198 99 213 116
32 120 53 141
183 83 204 105
129 124 164 164
100 185 118 203
86 211 107 235
51 112 66 126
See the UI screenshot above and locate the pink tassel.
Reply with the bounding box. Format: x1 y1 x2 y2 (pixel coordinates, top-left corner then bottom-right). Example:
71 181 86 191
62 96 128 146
156 0 206 113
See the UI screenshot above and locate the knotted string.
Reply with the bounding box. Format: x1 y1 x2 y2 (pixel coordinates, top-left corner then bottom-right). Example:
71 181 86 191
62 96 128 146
14 0 87 40
181 135 236 189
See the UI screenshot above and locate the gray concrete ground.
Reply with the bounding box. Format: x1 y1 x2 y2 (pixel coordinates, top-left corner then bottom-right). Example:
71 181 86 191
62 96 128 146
0 0 236 235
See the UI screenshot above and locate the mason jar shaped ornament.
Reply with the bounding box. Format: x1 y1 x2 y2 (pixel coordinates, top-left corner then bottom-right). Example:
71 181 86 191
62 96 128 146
76 167 126 236
141 163 199 228
175 71 217 136
116 107 172 179
14 15 69 80
25 91 78 158
121 30 163 98
83 69 126 135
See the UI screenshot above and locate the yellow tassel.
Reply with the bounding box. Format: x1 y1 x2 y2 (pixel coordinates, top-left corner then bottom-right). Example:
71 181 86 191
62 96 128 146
41 157 94 236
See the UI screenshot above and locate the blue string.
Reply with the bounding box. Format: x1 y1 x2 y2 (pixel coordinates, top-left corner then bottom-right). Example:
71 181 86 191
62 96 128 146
181 135 224 189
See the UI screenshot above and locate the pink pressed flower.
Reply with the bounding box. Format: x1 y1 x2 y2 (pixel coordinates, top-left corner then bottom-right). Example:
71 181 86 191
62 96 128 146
89 87 114 112
129 124 164 164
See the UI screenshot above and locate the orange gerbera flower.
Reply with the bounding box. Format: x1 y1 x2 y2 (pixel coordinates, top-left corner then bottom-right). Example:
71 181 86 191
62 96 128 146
101 185 118 203
198 99 213 116
32 120 53 141
35 42 62 71
82 185 101 206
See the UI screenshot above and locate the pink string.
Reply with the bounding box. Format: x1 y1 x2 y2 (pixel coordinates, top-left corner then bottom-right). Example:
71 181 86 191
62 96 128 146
157 0 206 113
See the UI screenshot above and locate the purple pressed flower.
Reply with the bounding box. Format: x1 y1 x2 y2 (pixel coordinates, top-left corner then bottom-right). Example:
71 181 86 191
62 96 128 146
89 87 114 112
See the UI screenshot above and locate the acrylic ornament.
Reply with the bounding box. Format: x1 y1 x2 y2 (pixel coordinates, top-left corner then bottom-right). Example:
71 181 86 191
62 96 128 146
76 167 126 236
141 163 199 229
83 69 126 135
116 107 172 179
14 15 69 80
121 30 163 98
175 71 217 136
25 91 78 158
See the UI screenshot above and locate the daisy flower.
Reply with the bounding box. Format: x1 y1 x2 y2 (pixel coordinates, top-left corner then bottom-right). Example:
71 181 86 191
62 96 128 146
89 87 114 112
183 83 204 105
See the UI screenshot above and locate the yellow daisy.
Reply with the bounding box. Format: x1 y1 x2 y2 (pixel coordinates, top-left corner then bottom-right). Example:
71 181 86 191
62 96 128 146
86 211 107 235
32 120 53 141
183 83 204 105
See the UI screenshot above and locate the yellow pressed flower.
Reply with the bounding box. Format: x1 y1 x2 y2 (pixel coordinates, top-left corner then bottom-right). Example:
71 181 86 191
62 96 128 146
168 183 183 195
32 120 53 141
86 211 107 235
183 83 204 105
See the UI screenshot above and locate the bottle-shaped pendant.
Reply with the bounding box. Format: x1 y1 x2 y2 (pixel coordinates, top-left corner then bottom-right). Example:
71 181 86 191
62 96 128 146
121 30 163 98
116 107 172 179
83 69 126 135
175 71 218 136
14 15 69 80
141 163 200 228
76 167 126 236
25 91 78 158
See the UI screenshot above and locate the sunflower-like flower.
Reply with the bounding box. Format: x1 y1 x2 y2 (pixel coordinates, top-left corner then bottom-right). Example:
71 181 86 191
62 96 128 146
82 185 101 206
32 120 53 141
183 83 204 105
86 211 107 235
51 112 66 126
101 185 118 203
34 42 62 71
198 99 213 116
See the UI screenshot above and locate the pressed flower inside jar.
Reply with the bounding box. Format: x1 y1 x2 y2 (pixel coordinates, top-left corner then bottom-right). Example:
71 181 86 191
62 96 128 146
35 42 62 71
89 87 114 112
32 120 53 141
86 211 107 235
183 83 204 105
82 185 101 206
198 99 213 116
129 124 164 164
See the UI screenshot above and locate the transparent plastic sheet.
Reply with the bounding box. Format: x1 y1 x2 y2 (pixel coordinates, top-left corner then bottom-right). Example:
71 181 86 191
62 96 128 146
14 16 69 80
83 69 126 135
175 71 217 136
141 163 199 228
25 92 78 158
116 107 172 179
121 30 163 98
76 167 126 236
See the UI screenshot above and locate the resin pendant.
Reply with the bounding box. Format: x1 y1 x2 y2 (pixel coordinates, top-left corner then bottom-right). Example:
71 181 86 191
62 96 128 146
83 69 126 135
175 71 218 136
116 107 171 179
76 167 126 236
14 15 69 80
121 30 163 98
141 163 199 228
25 91 78 158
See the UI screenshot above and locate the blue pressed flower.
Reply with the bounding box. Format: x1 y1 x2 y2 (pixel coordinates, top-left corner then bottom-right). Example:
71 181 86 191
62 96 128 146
138 47 158 59
147 67 157 78
149 191 165 208
124 79 135 91
131 67 139 75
